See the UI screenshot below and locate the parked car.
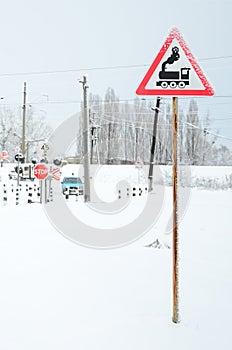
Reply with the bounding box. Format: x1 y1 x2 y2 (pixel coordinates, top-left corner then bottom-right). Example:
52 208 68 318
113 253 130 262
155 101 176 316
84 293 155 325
61 176 84 197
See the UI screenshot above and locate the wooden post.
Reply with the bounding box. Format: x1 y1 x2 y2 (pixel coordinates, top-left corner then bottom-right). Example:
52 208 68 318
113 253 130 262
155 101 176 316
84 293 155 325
172 96 180 324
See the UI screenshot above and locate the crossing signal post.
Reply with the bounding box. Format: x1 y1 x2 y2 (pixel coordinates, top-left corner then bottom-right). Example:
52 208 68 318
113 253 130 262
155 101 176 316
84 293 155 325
15 153 25 186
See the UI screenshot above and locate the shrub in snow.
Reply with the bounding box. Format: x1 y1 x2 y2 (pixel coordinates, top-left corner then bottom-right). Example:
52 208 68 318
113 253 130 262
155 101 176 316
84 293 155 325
145 239 170 249
192 174 232 190
155 167 232 190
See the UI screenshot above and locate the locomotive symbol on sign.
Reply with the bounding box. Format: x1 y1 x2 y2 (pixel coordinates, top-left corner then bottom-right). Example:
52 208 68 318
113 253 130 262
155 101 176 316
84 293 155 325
156 46 190 89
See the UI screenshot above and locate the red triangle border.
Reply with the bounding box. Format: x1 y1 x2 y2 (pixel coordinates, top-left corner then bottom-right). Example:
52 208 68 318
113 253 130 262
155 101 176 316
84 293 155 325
136 28 214 96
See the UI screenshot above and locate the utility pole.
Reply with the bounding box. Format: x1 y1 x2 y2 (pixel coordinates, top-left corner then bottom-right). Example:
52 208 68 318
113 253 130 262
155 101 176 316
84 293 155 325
21 82 27 157
124 123 127 163
26 141 29 163
80 75 91 202
90 111 95 164
90 112 100 165
107 122 112 164
135 126 139 162
96 132 100 165
148 97 161 192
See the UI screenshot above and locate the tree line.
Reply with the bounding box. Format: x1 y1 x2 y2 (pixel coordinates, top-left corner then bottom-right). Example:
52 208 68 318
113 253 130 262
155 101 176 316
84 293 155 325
77 87 232 166
1 87 231 166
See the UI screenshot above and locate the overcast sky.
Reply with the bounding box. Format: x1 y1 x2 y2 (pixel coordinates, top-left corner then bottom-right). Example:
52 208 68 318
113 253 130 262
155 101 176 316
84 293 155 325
0 0 231 148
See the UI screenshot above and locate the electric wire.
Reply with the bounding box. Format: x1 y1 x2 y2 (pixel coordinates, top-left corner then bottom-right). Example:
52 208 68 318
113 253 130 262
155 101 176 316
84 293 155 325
0 55 231 77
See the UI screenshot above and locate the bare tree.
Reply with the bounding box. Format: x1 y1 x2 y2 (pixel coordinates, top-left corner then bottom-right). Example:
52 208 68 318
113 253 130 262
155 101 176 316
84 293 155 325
214 145 232 165
0 106 52 161
104 87 119 163
0 107 16 152
185 100 203 165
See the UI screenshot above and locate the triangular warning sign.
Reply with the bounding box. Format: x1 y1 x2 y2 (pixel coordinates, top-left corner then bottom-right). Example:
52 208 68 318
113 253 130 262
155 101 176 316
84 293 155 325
136 28 214 96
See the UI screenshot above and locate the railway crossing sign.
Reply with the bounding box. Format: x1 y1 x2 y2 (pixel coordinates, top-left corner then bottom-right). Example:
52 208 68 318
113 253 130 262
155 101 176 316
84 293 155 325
34 163 49 180
136 27 214 96
136 28 214 324
15 153 25 162
50 166 60 181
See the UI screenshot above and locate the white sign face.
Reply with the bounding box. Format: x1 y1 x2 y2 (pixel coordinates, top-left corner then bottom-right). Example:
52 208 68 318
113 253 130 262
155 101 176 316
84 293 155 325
41 143 49 151
37 141 52 157
136 28 214 96
145 39 205 91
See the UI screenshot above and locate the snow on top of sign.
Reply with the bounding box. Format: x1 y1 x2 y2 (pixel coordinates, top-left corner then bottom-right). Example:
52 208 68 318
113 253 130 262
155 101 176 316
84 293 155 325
168 28 214 95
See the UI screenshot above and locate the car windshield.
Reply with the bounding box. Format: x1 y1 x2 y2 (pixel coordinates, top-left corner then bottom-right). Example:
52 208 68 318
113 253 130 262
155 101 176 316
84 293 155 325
63 177 82 183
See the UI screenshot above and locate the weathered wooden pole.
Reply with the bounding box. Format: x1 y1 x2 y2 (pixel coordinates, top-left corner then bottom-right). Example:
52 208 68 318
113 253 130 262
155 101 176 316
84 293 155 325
172 96 180 324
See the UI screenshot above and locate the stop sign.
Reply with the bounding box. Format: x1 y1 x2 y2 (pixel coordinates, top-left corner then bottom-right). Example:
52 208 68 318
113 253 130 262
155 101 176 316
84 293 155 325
34 163 49 180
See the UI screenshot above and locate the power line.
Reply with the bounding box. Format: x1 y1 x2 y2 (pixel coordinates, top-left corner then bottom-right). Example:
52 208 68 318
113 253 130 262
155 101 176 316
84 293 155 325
185 122 232 141
92 116 232 136
0 64 148 77
0 55 232 77
2 98 232 117
5 94 232 108
199 55 232 61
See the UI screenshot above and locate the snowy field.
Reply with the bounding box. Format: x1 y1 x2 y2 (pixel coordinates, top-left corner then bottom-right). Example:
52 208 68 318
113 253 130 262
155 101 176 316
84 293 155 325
0 163 231 349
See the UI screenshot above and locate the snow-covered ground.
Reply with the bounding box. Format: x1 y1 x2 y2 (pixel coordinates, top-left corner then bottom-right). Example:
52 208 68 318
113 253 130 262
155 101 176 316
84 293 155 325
0 163 231 349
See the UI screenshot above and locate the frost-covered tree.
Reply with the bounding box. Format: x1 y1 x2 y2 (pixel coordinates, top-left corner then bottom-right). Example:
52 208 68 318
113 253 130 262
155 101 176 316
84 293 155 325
75 88 231 166
185 99 203 165
214 145 232 165
0 106 52 162
104 87 120 162
0 107 16 152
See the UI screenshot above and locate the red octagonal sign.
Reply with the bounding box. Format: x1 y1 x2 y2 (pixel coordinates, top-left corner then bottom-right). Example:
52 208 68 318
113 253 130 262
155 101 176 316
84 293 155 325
34 163 49 180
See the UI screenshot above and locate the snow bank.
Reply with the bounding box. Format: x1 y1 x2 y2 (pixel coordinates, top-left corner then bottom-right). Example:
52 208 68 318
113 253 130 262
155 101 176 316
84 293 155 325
0 189 231 349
